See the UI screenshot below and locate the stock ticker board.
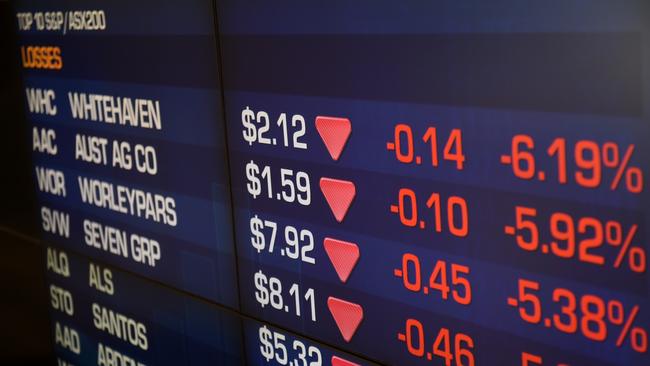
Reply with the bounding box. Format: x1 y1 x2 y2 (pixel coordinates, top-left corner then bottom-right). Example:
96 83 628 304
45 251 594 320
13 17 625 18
13 0 650 365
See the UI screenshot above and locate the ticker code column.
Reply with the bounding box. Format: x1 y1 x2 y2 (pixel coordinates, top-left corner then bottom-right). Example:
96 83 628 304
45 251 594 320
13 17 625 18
14 0 239 306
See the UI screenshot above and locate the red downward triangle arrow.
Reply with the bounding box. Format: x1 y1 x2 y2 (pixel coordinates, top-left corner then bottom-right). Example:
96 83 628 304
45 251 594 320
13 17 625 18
320 178 356 223
324 238 359 283
315 116 351 161
328 297 364 342
331 356 360 366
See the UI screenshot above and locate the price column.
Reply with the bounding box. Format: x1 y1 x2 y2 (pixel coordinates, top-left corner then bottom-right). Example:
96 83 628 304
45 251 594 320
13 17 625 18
237 107 364 333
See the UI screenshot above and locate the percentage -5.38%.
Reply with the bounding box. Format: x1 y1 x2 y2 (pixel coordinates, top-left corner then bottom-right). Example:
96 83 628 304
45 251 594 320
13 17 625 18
507 279 648 353
501 135 644 193
505 206 646 273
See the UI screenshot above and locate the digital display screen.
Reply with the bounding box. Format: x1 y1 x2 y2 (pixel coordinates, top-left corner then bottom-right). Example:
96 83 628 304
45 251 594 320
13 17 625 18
12 0 650 365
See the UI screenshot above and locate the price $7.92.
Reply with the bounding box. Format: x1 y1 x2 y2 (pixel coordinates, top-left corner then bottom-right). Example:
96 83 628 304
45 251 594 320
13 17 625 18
250 215 316 264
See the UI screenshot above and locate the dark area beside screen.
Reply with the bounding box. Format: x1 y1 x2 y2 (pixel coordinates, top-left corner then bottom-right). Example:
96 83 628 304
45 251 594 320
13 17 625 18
0 1 52 365
0 0 37 234
0 232 53 365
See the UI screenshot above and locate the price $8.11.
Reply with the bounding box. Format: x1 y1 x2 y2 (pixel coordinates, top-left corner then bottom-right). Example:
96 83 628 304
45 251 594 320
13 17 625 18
250 215 316 264
259 325 323 366
254 270 317 322
246 161 311 205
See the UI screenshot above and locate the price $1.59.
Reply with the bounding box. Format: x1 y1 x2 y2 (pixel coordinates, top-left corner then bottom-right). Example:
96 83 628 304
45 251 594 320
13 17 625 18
246 161 311 205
